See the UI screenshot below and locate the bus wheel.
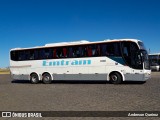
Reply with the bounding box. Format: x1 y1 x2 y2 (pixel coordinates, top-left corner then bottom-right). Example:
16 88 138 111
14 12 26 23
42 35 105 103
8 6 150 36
109 72 122 84
42 73 52 84
30 73 39 84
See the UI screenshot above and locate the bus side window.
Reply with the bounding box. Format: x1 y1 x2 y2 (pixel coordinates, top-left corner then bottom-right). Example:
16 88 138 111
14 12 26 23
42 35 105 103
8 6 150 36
74 46 80 57
48 48 53 59
18 51 26 60
38 49 45 59
34 50 39 60
53 48 57 58
113 43 121 56
78 46 83 57
92 45 96 56
72 47 76 57
30 50 34 60
101 44 107 56
63 47 67 57
56 48 63 58
83 46 88 57
11 51 18 61
87 45 92 57
96 45 101 56
25 51 30 60
68 47 73 58
18 51 22 60
44 48 52 59
106 43 115 56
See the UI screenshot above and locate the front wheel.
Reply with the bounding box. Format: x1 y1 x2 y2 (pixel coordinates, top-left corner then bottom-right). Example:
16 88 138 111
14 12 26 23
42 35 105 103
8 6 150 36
42 73 52 84
109 72 122 84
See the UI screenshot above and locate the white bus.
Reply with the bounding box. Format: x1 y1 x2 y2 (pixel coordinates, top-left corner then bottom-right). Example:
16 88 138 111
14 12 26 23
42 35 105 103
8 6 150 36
149 53 160 71
10 39 151 84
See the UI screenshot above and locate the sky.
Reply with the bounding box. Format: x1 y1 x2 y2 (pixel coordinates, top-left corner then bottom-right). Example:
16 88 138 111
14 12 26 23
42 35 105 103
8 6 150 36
0 0 160 68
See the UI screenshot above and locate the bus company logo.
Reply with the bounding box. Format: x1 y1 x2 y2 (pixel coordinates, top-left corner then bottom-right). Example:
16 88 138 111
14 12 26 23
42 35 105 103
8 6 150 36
2 112 11 117
42 59 91 66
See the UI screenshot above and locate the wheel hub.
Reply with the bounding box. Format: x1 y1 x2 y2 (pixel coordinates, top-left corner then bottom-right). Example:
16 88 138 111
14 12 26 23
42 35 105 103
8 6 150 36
32 77 37 82
111 75 118 81
44 76 50 81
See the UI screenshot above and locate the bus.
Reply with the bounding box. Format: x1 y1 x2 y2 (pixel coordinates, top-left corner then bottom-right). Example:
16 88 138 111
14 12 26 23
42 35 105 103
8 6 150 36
149 53 160 71
10 39 151 84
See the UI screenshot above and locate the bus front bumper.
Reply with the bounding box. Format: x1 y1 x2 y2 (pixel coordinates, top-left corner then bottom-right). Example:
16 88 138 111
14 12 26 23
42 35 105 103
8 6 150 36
144 71 151 80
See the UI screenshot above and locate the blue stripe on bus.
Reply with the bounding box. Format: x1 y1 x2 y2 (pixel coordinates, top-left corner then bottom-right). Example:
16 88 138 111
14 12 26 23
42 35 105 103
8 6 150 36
109 57 126 65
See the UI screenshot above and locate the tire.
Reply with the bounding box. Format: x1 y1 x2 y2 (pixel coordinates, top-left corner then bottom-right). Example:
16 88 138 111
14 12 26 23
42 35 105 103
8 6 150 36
42 73 52 84
109 72 122 84
30 73 39 84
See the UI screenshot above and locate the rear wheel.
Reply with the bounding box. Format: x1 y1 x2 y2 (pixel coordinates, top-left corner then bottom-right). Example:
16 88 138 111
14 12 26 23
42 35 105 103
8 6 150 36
42 73 52 84
30 73 39 84
109 72 122 84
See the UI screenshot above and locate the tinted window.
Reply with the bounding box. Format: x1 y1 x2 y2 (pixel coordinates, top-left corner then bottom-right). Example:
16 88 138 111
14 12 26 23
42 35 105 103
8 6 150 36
138 41 146 50
121 41 142 69
11 51 18 61
10 42 122 61
101 42 121 57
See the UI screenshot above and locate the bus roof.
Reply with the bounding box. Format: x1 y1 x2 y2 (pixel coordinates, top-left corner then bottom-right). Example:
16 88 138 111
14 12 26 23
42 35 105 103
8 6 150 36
10 39 141 51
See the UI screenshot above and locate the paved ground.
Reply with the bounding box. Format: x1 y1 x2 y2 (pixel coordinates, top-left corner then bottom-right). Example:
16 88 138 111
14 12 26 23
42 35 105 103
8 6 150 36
0 73 160 119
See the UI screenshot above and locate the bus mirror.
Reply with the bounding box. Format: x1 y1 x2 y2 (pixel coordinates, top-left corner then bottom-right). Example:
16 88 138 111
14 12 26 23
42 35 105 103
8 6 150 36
135 51 143 65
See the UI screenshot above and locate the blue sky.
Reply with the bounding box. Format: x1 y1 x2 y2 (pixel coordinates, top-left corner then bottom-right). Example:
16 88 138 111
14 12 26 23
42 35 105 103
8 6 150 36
0 0 160 67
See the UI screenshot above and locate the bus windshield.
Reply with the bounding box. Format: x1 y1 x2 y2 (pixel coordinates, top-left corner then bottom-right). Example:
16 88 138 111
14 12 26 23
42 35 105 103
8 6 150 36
138 41 146 50
121 41 150 70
